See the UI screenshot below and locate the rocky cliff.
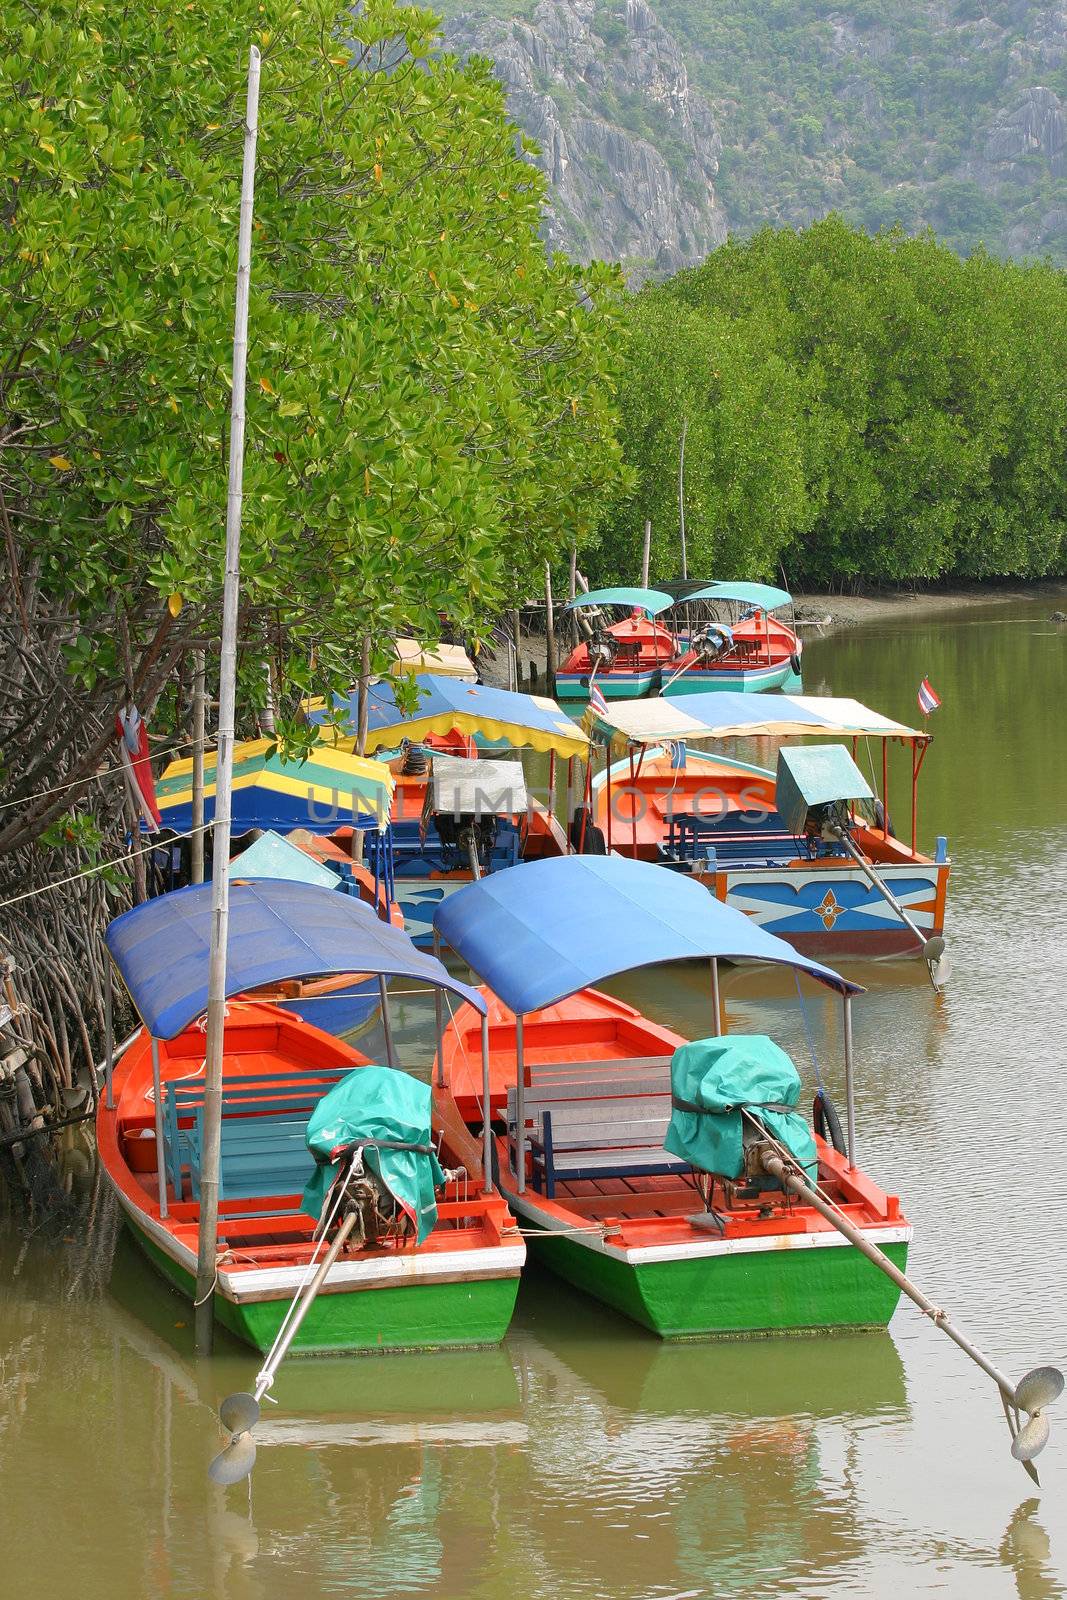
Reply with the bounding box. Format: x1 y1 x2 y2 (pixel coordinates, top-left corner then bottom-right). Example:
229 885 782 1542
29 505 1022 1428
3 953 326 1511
439 0 1067 267
442 0 727 272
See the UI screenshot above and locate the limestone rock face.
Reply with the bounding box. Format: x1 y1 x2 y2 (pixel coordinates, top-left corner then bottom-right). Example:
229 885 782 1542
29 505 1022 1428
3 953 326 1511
443 0 727 275
440 0 1067 264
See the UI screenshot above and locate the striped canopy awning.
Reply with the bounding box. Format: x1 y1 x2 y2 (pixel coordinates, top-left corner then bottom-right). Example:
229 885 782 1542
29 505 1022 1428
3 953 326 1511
156 737 394 835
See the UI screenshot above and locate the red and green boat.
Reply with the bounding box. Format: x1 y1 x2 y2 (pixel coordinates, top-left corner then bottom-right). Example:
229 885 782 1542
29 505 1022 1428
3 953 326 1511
434 855 911 1341
99 880 524 1354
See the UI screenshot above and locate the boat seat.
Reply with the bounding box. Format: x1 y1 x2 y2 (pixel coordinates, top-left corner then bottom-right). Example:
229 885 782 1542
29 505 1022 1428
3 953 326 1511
507 1062 685 1197
660 810 807 869
161 1067 349 1201
186 1113 317 1203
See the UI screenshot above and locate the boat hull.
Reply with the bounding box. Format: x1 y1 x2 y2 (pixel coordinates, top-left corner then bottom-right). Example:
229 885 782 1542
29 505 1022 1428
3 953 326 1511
555 658 795 701
703 862 948 955
508 1190 909 1339
120 1198 521 1355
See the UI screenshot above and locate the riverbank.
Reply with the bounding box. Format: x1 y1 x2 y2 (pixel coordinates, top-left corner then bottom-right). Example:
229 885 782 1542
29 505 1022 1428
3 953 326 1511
484 580 1067 688
790 580 1067 628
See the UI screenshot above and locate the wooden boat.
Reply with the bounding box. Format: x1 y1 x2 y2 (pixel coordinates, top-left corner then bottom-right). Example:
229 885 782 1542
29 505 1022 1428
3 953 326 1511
99 880 524 1354
310 675 587 946
434 855 912 1340
590 692 949 959
555 584 803 703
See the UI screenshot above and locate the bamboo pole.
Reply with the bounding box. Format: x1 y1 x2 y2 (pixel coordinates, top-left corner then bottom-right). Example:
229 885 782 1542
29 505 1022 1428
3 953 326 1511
191 651 206 885
195 45 262 1356
641 519 651 588
544 562 556 688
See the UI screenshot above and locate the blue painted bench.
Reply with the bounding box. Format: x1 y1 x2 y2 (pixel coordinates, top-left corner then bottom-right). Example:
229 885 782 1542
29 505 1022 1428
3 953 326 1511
660 809 807 869
161 1068 350 1203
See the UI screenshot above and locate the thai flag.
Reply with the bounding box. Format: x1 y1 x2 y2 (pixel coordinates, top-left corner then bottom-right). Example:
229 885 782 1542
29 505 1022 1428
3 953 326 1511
588 681 609 717
917 676 941 716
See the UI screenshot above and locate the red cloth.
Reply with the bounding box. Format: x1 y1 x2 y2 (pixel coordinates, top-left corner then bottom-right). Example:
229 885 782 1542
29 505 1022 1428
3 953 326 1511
116 707 162 827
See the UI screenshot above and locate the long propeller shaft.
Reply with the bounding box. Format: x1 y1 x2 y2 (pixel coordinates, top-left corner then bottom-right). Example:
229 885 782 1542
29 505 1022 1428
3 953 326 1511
830 823 948 989
758 1146 1017 1401
257 1210 357 1397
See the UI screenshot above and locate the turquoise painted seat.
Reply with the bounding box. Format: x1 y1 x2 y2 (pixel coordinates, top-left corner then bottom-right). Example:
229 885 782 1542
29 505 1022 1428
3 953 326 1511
160 1068 350 1202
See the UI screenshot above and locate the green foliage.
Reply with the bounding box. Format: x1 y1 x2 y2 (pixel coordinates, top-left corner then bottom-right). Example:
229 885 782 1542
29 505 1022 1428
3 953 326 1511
605 217 1067 585
0 0 623 747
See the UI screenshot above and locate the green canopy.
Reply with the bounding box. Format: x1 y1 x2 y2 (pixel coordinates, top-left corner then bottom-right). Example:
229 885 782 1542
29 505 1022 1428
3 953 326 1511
302 1066 445 1244
563 586 674 618
664 1035 816 1183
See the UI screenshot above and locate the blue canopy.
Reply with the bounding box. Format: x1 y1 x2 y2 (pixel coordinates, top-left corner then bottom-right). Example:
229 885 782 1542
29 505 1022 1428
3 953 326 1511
107 880 487 1039
309 674 588 759
563 587 674 618
433 856 859 1013
681 582 792 611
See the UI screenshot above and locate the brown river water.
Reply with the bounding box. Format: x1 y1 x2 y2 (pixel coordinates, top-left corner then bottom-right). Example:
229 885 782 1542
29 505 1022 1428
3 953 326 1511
2 596 1066 1599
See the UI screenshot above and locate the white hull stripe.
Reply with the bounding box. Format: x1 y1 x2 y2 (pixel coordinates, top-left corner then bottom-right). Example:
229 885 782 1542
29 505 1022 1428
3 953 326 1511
112 1183 524 1302
502 1183 911 1266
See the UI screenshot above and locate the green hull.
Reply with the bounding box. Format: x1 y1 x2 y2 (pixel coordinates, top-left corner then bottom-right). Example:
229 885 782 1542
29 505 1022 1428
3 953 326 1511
129 1219 519 1355
529 1232 908 1339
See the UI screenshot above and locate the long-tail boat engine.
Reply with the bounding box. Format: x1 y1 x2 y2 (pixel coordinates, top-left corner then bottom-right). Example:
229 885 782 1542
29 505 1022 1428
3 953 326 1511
587 629 619 674
775 744 873 852
688 622 733 664
423 754 529 879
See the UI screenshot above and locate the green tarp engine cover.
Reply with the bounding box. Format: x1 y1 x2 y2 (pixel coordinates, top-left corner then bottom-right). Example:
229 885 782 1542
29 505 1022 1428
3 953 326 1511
302 1066 445 1244
664 1035 817 1184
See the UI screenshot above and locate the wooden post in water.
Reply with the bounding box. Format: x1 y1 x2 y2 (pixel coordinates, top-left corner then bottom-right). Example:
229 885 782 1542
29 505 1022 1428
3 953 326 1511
510 608 521 691
195 44 262 1356
544 562 556 689
191 651 206 885
641 519 651 588
568 547 576 602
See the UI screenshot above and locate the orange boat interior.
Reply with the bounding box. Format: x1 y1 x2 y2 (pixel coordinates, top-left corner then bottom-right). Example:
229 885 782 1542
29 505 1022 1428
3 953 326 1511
100 1004 513 1275
561 611 800 675
441 987 905 1249
593 751 931 866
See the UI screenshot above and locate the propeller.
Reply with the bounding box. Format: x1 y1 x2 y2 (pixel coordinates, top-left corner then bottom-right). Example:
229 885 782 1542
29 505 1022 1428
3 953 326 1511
922 935 951 988
209 1392 261 1485
205 1211 357 1486
1009 1367 1064 1471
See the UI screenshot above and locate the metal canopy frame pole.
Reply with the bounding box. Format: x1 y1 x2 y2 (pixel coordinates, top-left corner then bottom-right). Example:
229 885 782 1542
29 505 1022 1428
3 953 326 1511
515 1013 526 1195
104 962 114 1111
151 1037 168 1220
379 977 397 1069
433 930 445 1087
881 739 889 841
605 743 613 853
565 757 574 853
842 993 856 1170
710 958 721 1036
194 44 262 1356
191 650 206 884
481 1013 493 1195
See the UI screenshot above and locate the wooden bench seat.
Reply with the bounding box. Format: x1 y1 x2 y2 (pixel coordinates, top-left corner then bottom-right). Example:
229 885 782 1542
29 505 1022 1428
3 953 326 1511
506 1056 686 1198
